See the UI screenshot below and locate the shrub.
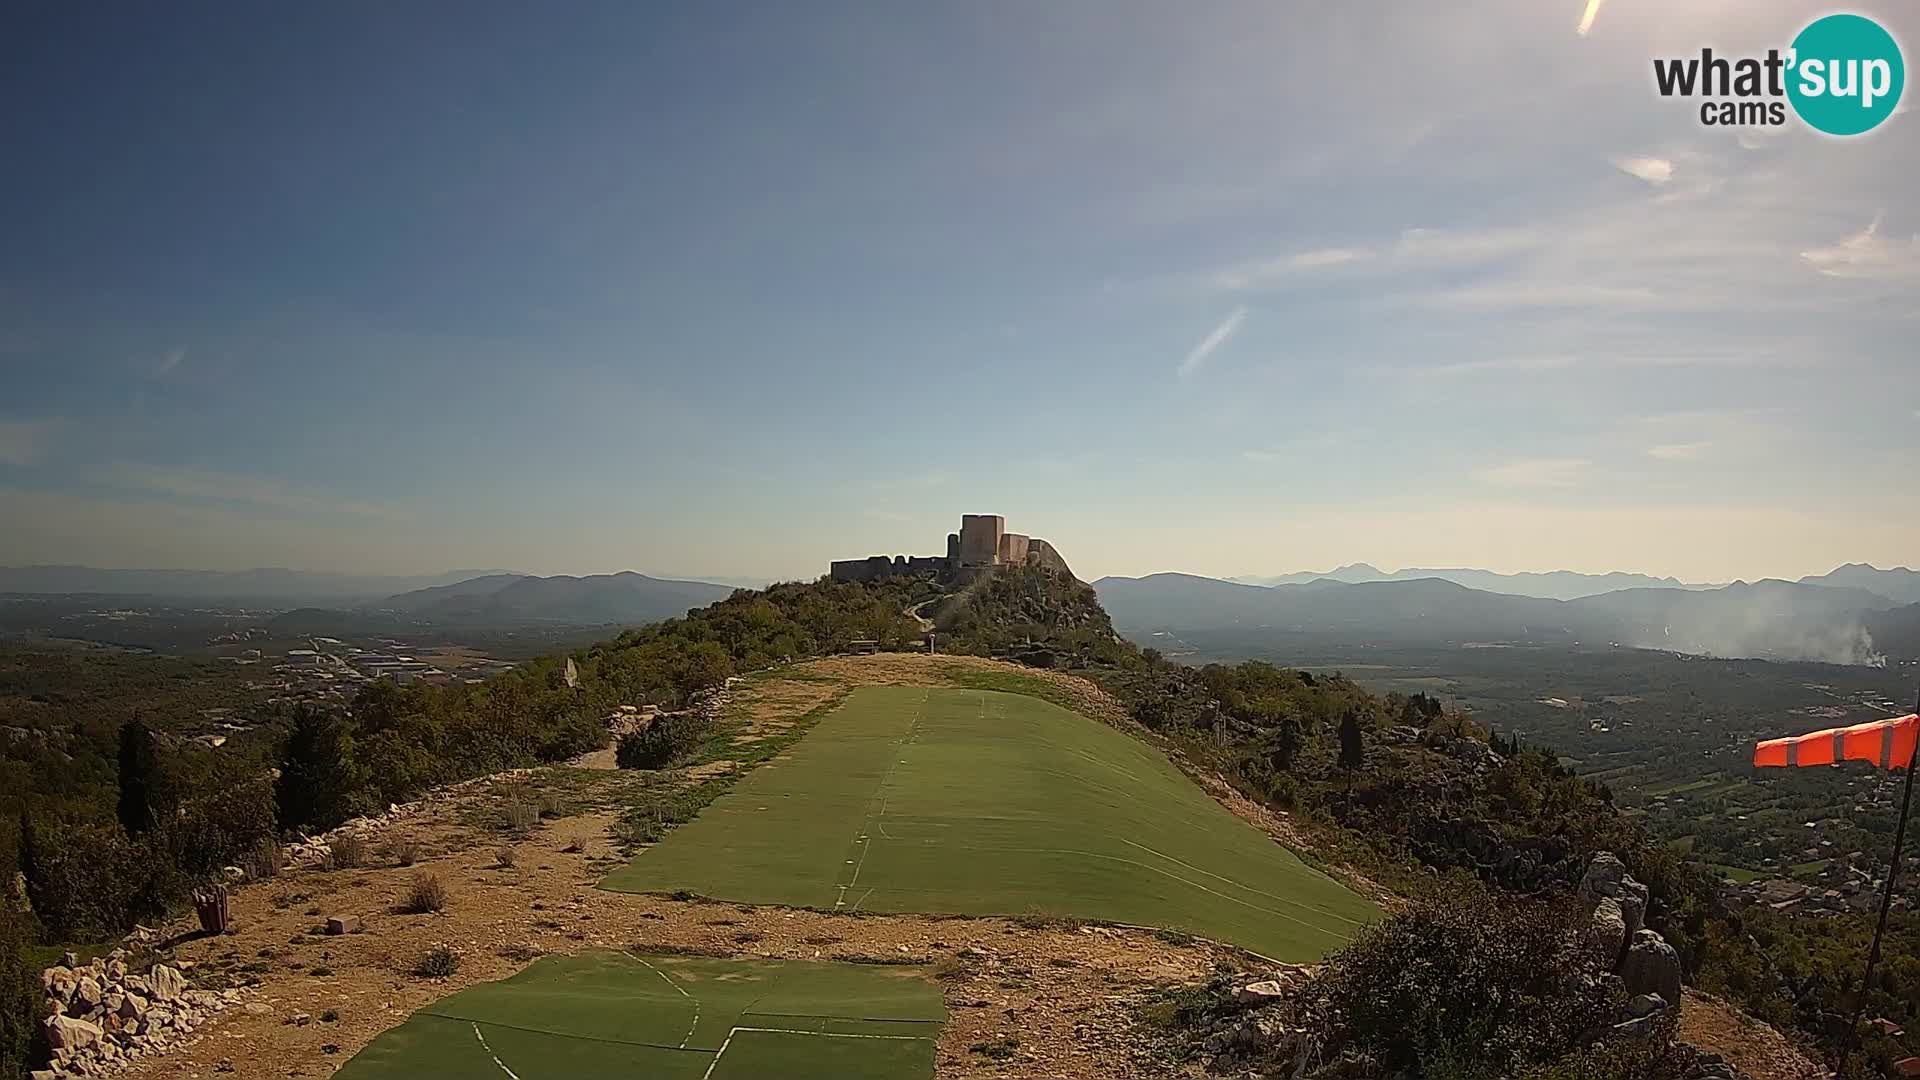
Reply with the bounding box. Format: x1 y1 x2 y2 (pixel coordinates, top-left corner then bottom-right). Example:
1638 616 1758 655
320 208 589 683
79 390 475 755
503 800 538 833
389 839 420 867
1320 884 1618 1079
537 792 564 819
2 909 46 1080
400 873 447 914
328 834 366 870
412 944 460 978
245 838 283 881
19 817 173 942
494 847 516 869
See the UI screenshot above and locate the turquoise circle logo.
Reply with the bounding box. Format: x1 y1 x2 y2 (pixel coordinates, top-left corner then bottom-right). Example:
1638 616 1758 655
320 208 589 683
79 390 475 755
1787 13 1905 135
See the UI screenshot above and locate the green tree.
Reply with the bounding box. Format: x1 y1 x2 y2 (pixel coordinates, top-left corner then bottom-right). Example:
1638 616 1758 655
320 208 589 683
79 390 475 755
275 706 366 832
2 907 44 1080
116 719 170 837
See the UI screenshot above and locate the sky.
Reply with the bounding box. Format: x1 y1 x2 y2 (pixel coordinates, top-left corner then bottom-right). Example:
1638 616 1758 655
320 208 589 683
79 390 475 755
2 0 1916 585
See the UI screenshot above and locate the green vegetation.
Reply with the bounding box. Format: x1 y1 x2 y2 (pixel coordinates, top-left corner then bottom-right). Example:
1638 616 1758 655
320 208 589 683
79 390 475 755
604 687 1376 960
333 952 944 1080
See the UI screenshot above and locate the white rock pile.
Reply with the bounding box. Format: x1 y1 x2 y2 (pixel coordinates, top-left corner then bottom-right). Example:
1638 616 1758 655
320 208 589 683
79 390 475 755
35 951 243 1078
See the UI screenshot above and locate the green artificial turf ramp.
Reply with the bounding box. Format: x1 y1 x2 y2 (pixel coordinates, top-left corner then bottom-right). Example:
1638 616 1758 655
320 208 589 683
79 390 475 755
332 952 945 1080
603 686 1377 960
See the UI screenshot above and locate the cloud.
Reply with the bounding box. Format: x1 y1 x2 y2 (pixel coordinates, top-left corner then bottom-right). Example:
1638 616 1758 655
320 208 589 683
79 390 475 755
99 462 404 519
1799 216 1920 280
1208 227 1541 292
0 418 59 466
1475 457 1590 488
155 346 187 375
1647 441 1710 461
1178 307 1249 378
1401 354 1578 378
1613 156 1673 186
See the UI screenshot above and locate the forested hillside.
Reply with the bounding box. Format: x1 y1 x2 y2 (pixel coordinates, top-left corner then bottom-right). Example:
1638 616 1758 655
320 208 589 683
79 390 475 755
4 566 1914 1078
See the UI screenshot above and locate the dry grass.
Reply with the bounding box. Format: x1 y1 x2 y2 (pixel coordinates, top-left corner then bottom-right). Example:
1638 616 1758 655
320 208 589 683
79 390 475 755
399 873 447 914
329 834 367 870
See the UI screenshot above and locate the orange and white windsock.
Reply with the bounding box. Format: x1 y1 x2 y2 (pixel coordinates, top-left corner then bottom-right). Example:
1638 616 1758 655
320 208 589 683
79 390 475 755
1754 713 1918 770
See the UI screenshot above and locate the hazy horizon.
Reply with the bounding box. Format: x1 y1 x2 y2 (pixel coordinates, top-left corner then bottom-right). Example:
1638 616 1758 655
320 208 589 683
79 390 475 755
4 2 1915 586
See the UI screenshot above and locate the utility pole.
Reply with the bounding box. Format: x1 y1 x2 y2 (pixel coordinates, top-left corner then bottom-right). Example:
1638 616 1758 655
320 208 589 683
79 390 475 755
1855 686 1919 1041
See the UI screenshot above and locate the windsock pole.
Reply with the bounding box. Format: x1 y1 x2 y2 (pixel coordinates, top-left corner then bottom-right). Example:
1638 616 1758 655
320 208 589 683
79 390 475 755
1856 686 1919 1037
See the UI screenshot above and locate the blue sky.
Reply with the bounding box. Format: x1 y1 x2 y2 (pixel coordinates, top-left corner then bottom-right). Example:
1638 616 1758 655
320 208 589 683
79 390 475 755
2 0 1915 583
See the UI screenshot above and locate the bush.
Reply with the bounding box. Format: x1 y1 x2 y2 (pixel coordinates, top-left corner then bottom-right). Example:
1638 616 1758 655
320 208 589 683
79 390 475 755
412 944 460 978
494 847 516 869
502 801 538 833
616 715 710 770
400 873 447 914
328 834 366 870
19 817 173 942
2 909 45 1080
244 838 283 881
1320 884 1619 1078
389 839 421 867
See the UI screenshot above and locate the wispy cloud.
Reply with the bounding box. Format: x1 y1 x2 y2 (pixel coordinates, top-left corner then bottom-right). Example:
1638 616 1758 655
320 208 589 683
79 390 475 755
1178 307 1248 378
1475 457 1590 488
1799 215 1920 281
100 462 405 519
1647 441 1710 461
1613 156 1673 186
1208 227 1541 292
1398 354 1577 378
0 418 59 466
155 345 187 375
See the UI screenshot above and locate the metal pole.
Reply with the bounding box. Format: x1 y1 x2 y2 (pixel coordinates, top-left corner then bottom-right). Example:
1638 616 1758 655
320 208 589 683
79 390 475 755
1855 687 1919 1038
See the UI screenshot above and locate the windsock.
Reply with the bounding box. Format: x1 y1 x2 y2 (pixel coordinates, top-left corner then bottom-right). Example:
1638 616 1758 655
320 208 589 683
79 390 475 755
1754 713 1918 770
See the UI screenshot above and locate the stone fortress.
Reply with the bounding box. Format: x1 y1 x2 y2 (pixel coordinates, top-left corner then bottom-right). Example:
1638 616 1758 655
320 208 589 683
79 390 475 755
829 514 1074 584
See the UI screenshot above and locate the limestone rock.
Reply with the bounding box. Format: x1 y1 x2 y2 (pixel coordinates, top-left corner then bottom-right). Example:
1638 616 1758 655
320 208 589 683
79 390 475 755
1620 929 1682 1008
1581 851 1649 938
1628 992 1669 1018
148 964 186 1003
325 915 361 935
1232 980 1289 1005
45 1012 104 1052
70 975 103 1015
1587 896 1628 967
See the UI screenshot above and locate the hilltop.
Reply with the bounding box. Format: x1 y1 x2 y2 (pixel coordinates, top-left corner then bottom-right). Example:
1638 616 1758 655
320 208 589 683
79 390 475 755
1 555 1870 1079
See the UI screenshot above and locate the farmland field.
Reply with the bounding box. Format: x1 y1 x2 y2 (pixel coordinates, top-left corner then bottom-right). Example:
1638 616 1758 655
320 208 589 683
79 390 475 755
602 686 1376 960
333 952 944 1080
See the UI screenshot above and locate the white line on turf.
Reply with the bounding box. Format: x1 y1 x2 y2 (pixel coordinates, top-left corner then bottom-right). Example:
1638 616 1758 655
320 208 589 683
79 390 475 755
623 953 701 1048
472 1023 523 1080
700 1024 936 1079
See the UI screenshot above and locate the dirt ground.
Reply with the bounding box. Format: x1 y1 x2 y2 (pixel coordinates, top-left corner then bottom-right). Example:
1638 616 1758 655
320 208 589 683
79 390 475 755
1680 992 1825 1080
111 655 1821 1080
123 658 1252 1080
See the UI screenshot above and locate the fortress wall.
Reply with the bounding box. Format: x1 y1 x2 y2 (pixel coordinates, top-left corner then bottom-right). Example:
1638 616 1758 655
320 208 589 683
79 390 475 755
958 514 1005 567
998 532 1030 564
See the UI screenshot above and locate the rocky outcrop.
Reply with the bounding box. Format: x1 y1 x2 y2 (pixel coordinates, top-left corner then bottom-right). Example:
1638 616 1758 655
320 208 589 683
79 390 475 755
35 953 244 1076
1580 851 1648 940
1619 928 1683 1008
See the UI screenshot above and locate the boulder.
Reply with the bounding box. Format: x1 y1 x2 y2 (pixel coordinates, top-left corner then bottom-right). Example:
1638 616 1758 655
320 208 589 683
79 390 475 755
325 915 361 935
1586 896 1628 967
117 993 148 1022
1580 851 1649 938
1627 992 1669 1019
41 965 74 997
70 974 103 1015
1620 929 1682 1008
44 1012 104 1052
148 964 186 1003
1232 980 1289 1005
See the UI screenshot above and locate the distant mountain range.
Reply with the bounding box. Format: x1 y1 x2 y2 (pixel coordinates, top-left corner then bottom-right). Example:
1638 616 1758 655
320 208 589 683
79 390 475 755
1095 570 1911 666
369 572 737 625
1227 563 1716 601
1798 563 1920 606
0 565 517 605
